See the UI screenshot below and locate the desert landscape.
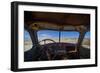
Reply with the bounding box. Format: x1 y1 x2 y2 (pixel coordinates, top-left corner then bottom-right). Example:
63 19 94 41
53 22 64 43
24 38 90 52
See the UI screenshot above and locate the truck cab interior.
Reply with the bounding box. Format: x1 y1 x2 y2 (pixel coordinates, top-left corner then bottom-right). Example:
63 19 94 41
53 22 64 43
24 11 90 61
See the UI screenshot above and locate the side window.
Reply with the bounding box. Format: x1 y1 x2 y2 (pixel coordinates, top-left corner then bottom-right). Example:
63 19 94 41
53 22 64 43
82 32 90 49
24 30 33 52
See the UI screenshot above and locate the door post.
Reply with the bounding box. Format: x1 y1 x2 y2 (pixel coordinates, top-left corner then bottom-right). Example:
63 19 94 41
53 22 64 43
75 26 87 58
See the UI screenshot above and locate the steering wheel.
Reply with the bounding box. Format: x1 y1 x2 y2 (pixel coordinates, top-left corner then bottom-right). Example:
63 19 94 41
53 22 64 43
31 39 56 61
38 39 56 60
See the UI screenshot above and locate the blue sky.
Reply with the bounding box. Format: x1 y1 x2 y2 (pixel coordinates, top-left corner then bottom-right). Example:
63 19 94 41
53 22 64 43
24 30 90 41
24 30 31 41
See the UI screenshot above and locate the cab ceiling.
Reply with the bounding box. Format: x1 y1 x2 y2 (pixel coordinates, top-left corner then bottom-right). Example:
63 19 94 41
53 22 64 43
24 11 90 31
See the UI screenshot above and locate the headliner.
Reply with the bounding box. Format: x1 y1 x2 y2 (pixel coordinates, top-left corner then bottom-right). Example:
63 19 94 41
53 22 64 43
24 11 90 31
